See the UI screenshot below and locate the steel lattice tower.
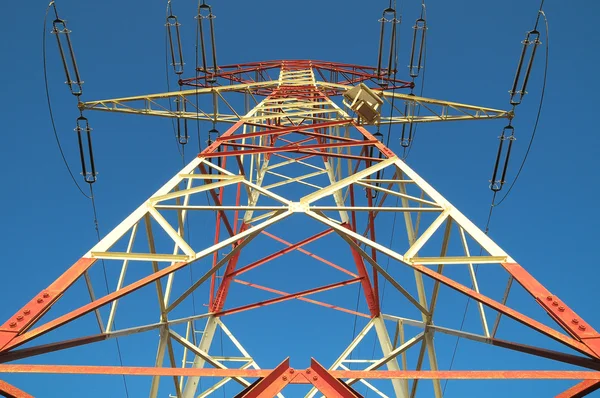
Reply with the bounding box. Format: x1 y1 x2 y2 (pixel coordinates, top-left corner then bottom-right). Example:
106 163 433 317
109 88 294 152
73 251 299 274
1 60 600 397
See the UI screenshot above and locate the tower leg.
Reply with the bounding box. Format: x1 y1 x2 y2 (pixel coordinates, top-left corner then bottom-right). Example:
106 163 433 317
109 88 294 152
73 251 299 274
373 316 408 398
182 316 219 398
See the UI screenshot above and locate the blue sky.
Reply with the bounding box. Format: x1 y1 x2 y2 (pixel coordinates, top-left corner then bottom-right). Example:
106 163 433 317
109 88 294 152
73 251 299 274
1 0 600 397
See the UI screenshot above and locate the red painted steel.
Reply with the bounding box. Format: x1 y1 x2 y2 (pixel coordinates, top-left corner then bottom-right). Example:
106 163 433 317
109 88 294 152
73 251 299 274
234 358 292 398
412 264 597 358
260 230 358 277
0 380 34 398
211 223 248 312
309 358 363 397
556 380 600 398
214 278 362 317
502 263 600 358
228 229 335 278
0 257 96 352
232 279 370 318
0 364 599 380
181 60 414 90
344 224 381 317
2 59 600 397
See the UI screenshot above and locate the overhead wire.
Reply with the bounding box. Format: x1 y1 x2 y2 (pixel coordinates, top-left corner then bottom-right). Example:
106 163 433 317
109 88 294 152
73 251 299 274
43 2 91 199
494 10 548 207
44 3 131 395
89 184 131 398
443 2 548 394
349 0 401 363
442 191 496 396
363 0 401 393
402 0 427 160
165 0 184 157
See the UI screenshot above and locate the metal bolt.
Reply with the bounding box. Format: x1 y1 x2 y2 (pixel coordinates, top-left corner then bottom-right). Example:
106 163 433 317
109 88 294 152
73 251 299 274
9 322 17 328
572 318 580 324
552 301 559 306
282 376 288 381
306 369 311 374
546 296 553 301
23 309 30 315
579 325 587 331
558 306 565 312
16 315 24 321
289 369 295 374
37 298 44 304
313 376 318 381
43 293 50 299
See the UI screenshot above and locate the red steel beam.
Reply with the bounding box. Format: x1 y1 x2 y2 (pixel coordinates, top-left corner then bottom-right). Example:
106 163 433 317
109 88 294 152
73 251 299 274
211 224 249 312
228 229 335 278
203 139 379 158
0 365 599 380
233 279 370 318
343 224 381 317
502 263 600 359
214 278 362 317
309 358 362 397
260 230 358 278
0 257 96 352
217 120 350 142
234 358 292 398
556 380 600 398
411 264 597 358
0 380 33 398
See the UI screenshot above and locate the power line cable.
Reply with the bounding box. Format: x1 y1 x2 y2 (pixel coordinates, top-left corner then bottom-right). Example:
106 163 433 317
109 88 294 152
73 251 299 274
442 191 496 396
89 184 131 397
402 0 427 161
43 2 91 199
494 10 549 207
165 1 184 157
443 3 548 393
44 3 132 395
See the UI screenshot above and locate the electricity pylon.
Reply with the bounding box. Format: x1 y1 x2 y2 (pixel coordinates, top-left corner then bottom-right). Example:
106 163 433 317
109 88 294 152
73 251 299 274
1 60 599 398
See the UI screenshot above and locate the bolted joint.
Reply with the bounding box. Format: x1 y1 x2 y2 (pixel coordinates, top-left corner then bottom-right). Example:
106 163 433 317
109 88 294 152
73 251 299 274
37 298 44 304
579 325 587 331
313 376 318 381
282 376 288 381
9 322 17 328
16 315 24 322
23 309 31 315
572 318 580 325
546 295 553 301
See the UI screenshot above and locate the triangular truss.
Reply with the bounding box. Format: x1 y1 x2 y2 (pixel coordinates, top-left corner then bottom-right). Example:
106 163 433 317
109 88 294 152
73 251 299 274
1 60 599 397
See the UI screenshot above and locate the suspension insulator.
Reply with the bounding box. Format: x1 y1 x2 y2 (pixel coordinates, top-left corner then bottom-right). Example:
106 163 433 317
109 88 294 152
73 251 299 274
52 18 83 96
196 3 218 83
175 97 189 145
365 131 385 198
509 30 541 106
400 98 416 147
373 131 384 143
75 116 97 184
409 18 427 79
166 14 185 75
400 123 414 148
208 127 221 168
490 125 516 192
376 8 399 85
